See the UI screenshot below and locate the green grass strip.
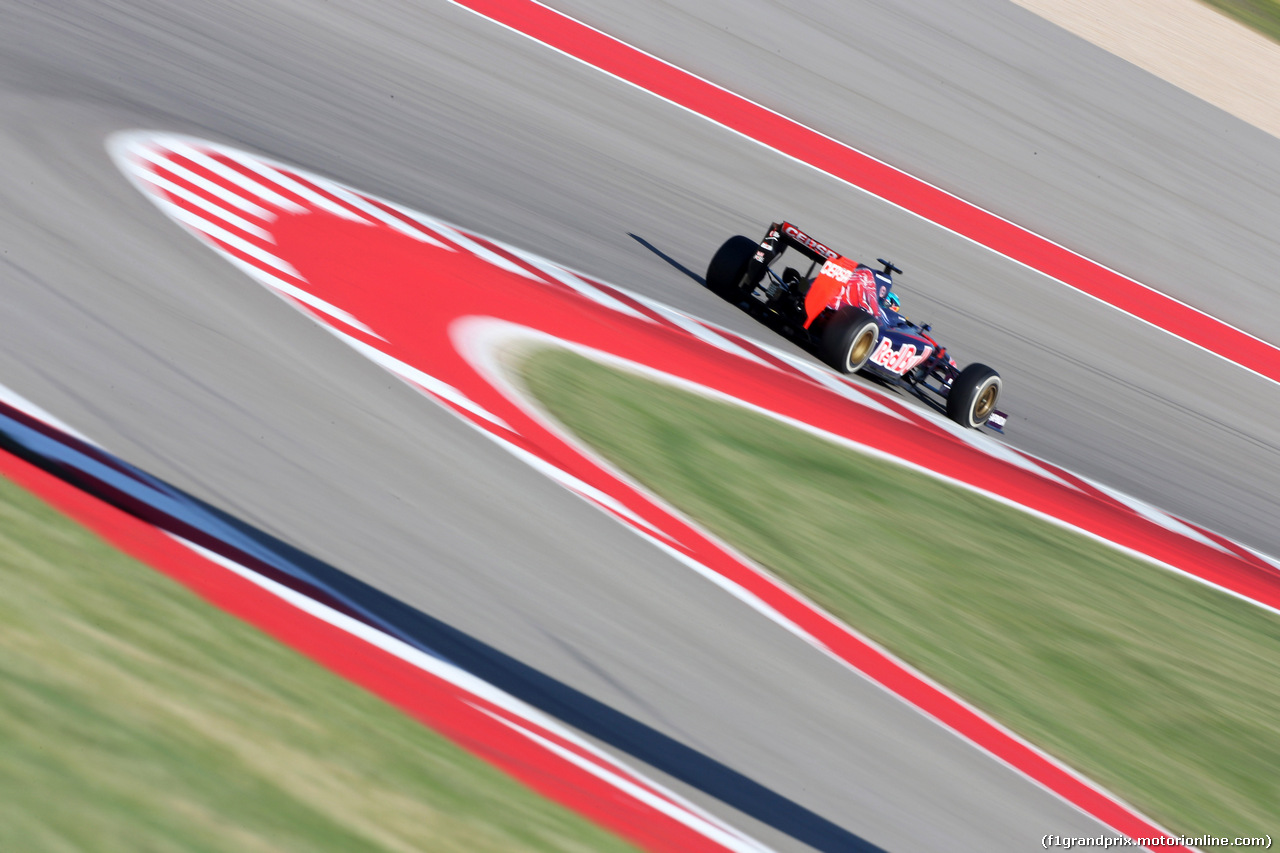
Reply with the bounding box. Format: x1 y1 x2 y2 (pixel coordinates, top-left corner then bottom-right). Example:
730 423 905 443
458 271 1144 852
520 348 1280 837
0 471 637 853
1200 0 1280 45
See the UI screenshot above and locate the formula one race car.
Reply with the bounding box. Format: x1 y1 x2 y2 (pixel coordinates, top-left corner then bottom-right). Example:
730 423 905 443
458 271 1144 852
706 222 1007 431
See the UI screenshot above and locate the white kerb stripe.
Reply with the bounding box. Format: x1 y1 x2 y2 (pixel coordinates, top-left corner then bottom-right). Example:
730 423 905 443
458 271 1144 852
215 148 370 222
943 427 1082 491
775 354 911 421
158 200 301 278
165 140 306 213
499 245 653 320
312 183 457 250
129 163 272 240
1084 478 1233 554
632 295 772 365
387 203 542 280
135 150 273 219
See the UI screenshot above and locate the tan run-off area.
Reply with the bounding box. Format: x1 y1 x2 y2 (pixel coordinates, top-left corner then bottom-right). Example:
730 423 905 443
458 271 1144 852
1012 0 1280 138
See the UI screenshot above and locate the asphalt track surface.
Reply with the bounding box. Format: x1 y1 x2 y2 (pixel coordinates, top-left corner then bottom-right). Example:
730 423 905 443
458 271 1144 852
3 1 1279 850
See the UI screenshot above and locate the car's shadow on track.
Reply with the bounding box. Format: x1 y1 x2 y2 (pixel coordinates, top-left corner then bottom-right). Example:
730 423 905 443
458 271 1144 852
629 232 707 286
0 402 885 853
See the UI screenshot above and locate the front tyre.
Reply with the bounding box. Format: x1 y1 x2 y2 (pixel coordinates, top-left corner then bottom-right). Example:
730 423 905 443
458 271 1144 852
818 307 880 374
705 235 758 300
946 363 1001 428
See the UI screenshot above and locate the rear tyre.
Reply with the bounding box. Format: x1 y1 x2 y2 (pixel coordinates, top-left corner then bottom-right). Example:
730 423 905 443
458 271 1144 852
705 235 758 300
818 307 880 374
946 363 1001 428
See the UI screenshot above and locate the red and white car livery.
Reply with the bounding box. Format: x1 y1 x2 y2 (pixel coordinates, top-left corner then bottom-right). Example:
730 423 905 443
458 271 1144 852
707 221 1007 431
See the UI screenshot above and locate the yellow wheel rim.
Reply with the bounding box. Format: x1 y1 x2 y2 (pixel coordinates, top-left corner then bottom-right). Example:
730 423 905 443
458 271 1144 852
849 329 875 366
974 383 997 420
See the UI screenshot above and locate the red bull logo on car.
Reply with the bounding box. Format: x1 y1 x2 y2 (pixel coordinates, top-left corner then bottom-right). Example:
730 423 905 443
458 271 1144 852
870 337 933 375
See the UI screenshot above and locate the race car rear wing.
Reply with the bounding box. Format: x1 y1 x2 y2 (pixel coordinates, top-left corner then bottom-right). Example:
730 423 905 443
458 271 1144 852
767 221 841 264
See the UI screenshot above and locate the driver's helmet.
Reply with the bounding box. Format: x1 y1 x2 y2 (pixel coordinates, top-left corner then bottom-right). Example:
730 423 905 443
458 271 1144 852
884 291 901 313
